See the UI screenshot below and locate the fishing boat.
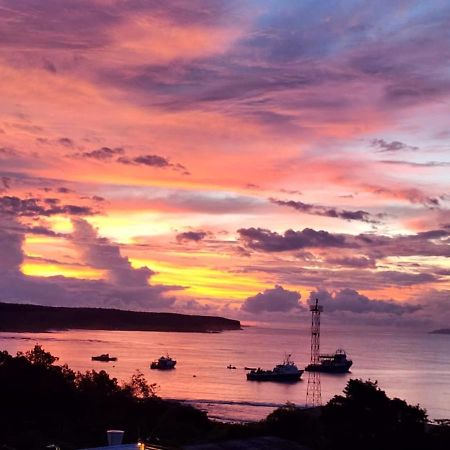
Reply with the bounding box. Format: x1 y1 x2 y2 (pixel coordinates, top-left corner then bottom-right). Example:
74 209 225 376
305 348 352 373
91 353 117 362
246 354 303 382
150 354 177 370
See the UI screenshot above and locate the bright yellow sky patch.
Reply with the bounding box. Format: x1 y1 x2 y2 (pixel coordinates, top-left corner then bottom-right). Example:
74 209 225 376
22 261 105 280
131 257 267 300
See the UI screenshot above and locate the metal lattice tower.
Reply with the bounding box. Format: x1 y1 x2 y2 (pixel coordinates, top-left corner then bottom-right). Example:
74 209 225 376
306 298 323 407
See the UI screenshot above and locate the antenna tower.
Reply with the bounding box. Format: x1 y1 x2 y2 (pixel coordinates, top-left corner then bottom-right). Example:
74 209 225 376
306 298 323 407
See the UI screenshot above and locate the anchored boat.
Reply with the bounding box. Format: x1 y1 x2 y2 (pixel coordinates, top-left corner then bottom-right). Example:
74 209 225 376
305 348 352 373
246 354 303 382
91 353 117 362
150 354 177 370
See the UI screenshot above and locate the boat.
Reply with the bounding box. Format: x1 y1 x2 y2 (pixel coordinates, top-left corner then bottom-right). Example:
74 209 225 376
91 353 117 362
246 354 303 382
227 364 236 369
150 354 177 370
305 348 352 373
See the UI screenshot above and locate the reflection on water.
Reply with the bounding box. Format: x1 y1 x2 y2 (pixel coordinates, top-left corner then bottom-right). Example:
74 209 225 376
1 323 449 421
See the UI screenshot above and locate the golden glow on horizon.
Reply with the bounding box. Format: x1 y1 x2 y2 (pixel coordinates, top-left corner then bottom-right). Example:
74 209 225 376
90 214 176 243
131 257 267 300
21 262 105 280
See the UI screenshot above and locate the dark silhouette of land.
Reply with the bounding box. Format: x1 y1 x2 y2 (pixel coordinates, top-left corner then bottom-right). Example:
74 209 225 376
0 302 241 333
1 345 449 450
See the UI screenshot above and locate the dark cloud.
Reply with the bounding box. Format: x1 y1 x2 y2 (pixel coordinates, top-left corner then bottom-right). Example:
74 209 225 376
270 198 377 223
117 154 189 174
238 225 450 259
326 256 376 268
118 154 170 168
69 146 189 173
0 196 96 217
176 230 208 243
57 187 72 193
308 289 421 315
71 147 124 160
241 285 302 314
371 139 418 153
57 137 74 147
27 225 61 237
237 227 350 252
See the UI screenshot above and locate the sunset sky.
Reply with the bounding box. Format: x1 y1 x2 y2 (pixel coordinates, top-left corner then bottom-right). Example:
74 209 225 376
0 0 449 327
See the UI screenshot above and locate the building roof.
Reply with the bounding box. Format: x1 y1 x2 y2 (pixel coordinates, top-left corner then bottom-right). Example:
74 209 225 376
183 436 310 450
79 445 140 450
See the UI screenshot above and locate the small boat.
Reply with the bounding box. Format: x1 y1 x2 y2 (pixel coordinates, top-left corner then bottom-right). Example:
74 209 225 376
91 353 117 362
227 364 236 369
246 354 303 382
305 348 353 373
150 354 177 370
244 366 257 371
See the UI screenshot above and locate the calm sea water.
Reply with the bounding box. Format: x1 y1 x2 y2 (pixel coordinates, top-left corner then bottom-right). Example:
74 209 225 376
1 322 449 422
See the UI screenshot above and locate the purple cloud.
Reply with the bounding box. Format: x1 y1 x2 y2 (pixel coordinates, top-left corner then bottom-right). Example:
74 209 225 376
0 196 96 217
238 227 349 252
176 230 208 243
270 198 377 223
238 226 450 258
308 289 421 315
71 147 124 160
241 285 302 314
371 139 419 153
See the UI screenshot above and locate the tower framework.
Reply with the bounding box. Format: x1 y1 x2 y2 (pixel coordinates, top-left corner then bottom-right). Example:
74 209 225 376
306 298 323 407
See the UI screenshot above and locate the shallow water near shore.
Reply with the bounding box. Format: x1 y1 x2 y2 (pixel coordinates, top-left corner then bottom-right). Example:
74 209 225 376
1 322 449 422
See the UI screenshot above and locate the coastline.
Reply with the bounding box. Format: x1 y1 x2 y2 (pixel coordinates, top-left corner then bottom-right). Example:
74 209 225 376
0 302 242 334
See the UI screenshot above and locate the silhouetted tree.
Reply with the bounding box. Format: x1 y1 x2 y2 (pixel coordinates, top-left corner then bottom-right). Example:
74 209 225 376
19 344 58 367
0 348 448 450
322 379 428 450
0 346 211 449
123 370 158 399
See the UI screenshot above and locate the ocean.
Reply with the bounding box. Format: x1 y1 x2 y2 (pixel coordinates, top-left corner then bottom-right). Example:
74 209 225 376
1 322 449 422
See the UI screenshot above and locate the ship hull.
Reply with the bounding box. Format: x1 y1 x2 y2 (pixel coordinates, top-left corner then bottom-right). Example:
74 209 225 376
91 356 117 362
150 361 176 370
246 371 303 382
305 361 352 373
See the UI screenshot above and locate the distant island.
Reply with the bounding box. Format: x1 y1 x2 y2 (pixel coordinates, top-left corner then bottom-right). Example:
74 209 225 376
0 302 241 333
430 328 450 335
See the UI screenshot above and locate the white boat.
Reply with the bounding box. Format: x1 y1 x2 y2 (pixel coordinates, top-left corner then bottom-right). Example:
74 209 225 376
246 354 303 382
305 348 353 373
150 354 176 370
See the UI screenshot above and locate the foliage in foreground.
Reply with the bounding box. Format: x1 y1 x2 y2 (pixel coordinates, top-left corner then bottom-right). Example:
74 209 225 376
0 345 449 450
0 345 211 449
262 378 450 450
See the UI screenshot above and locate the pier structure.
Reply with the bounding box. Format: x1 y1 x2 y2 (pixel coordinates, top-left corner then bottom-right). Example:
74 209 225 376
306 298 323 407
